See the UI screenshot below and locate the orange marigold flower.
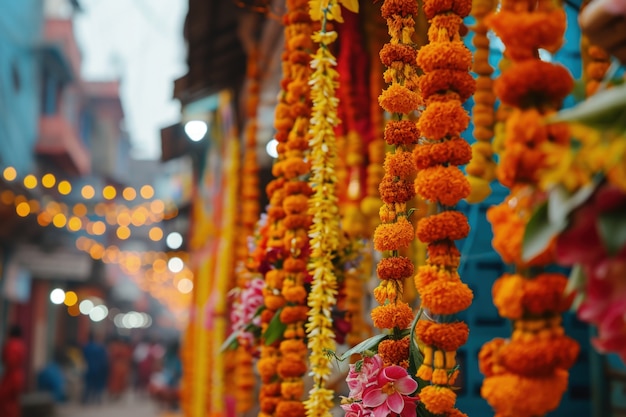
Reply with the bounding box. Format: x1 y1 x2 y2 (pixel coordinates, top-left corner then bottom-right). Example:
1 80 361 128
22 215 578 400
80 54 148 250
373 217 415 251
279 305 309 324
419 69 476 102
379 176 416 204
486 10 566 59
423 0 471 18
481 371 568 417
416 211 469 243
418 100 470 140
377 256 415 280
283 157 310 180
381 0 419 18
414 137 472 169
384 150 417 178
280 381 305 400
523 273 571 314
283 258 307 273
416 320 469 352
378 337 411 367
279 339 308 356
420 279 473 315
282 214 311 229
284 181 312 196
414 264 460 291
478 338 505 377
499 335 579 377
420 385 457 415
266 178 286 197
371 302 414 329
379 84 422 114
492 273 524 319
283 285 308 303
275 400 306 417
417 42 472 73
257 357 280 381
265 295 286 312
384 120 420 146
494 60 573 109
427 14 464 42
380 43 418 66
427 240 461 268
260 397 281 414
260 381 281 397
277 354 307 378
415 165 471 207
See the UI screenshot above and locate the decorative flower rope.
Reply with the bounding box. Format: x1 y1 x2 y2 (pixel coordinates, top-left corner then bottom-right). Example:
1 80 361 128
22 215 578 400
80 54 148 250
412 0 475 413
272 1 315 416
304 1 354 416
372 0 422 370
479 0 580 414
232 43 262 414
465 0 497 203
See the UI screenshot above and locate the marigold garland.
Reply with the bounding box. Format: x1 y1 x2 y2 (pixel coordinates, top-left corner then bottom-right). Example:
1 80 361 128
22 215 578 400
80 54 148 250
369 0 421 379
465 0 497 203
412 0 474 413
479 0 580 414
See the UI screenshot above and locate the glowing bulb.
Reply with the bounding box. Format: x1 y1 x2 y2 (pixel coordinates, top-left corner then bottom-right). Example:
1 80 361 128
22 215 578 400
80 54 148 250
148 227 163 241
58 180 72 195
3 167 17 181
184 120 208 142
168 257 184 273
15 202 30 217
102 185 117 200
23 174 37 189
266 139 279 159
81 185 95 199
116 226 131 240
41 173 56 188
177 278 193 294
50 288 65 304
166 232 183 249
140 185 154 199
79 299 94 315
52 213 67 228
64 291 78 306
73 203 87 217
122 187 136 201
67 216 82 231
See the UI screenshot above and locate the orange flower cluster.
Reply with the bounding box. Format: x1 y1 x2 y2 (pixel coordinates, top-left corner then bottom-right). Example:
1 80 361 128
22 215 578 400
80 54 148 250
465 0 497 203
413 0 473 412
583 45 611 96
275 1 314 415
481 0 579 414
370 0 423 368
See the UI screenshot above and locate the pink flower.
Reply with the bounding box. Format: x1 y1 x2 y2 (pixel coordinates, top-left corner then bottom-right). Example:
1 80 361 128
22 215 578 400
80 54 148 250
346 355 383 400
362 365 418 417
341 402 375 417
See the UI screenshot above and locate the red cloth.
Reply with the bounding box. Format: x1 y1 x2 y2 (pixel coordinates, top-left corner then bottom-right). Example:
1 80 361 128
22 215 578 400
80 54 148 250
0 337 26 417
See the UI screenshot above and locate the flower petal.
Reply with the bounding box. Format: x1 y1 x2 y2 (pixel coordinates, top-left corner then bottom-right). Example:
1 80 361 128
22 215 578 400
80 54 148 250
387 392 405 414
395 375 418 395
362 388 386 407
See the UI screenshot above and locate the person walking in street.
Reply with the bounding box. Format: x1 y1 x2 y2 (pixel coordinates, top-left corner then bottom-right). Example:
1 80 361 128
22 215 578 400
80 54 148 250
107 336 132 400
82 332 109 404
0 325 27 417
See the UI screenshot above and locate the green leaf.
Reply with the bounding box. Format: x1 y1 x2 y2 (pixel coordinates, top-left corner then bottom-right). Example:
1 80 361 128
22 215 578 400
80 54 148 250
547 183 598 226
566 264 587 311
408 309 424 376
548 83 626 129
263 308 287 346
597 209 626 256
522 202 568 262
220 331 240 352
339 333 388 361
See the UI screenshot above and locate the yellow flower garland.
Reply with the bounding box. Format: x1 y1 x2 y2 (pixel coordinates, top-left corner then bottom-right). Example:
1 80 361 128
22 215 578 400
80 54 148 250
304 2 358 416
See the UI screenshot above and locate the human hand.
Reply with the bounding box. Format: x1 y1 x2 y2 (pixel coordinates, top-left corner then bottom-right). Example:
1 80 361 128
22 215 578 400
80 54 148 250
579 0 626 64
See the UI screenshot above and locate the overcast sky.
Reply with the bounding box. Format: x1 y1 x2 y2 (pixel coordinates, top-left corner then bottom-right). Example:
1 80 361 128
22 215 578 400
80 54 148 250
73 0 188 160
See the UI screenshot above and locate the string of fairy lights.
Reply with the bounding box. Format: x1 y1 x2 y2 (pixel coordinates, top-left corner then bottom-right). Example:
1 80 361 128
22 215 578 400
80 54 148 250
2 166 195 322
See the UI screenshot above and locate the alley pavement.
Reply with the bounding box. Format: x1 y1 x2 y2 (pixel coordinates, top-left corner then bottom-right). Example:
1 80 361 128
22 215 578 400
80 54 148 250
54 392 179 417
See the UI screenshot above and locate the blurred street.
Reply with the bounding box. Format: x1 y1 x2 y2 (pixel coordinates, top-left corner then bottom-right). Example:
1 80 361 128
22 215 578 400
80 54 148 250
55 393 179 417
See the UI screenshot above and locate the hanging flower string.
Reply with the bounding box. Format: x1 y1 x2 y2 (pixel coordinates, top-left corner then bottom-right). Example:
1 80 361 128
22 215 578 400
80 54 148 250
304 1 357 416
412 0 475 413
271 0 316 416
256 2 300 414
478 0 580 415
465 0 497 203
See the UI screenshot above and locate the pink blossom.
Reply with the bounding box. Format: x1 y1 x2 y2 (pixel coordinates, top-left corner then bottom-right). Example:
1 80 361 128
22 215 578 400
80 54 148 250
362 365 418 417
341 402 375 417
346 355 383 400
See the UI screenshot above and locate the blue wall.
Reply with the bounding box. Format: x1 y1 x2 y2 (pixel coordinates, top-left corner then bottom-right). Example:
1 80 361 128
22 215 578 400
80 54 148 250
0 0 44 173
